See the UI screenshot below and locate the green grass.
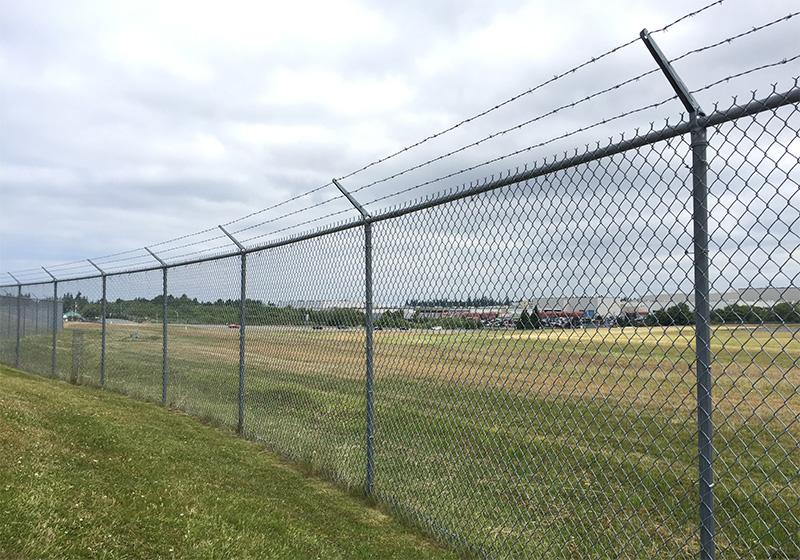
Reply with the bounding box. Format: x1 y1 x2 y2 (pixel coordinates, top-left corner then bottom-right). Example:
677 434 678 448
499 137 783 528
1 323 798 558
0 365 461 560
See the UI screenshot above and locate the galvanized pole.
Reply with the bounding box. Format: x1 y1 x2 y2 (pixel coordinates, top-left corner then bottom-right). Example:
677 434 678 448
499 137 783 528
43 267 58 377
363 220 374 495
691 111 715 560
146 248 169 405
332 178 375 496
88 260 107 388
5 274 14 344
12 276 21 369
219 225 247 435
641 29 715 560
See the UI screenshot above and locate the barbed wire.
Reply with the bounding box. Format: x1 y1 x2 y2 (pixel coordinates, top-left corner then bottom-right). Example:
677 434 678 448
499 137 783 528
652 0 725 35
221 182 333 228
230 193 343 236
148 226 220 249
223 1 770 239
690 54 800 96
92 246 148 264
365 57 799 211
350 10 799 199
240 207 354 246
361 94 678 209
158 242 242 264
155 234 227 257
670 12 797 66
334 0 727 187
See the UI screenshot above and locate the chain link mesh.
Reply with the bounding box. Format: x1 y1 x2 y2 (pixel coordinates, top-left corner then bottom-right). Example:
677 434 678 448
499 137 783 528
0 92 797 559
166 256 243 429
705 101 800 558
244 227 367 488
104 270 166 402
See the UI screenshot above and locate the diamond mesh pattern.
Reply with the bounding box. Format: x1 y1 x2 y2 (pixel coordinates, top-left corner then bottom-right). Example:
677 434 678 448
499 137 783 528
166 256 243 429
8 283 59 377
705 102 800 559
0 92 797 560
372 137 706 559
104 270 165 403
244 227 367 488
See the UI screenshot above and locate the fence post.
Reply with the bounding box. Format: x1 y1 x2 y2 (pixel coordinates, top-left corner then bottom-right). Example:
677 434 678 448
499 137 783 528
89 260 107 388
15 282 21 369
641 29 715 560
8 273 21 369
219 225 247 435
146 248 169 405
43 268 58 377
332 178 375 496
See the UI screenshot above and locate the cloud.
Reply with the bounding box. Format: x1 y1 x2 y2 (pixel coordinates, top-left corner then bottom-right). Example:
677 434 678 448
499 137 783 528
1 0 799 294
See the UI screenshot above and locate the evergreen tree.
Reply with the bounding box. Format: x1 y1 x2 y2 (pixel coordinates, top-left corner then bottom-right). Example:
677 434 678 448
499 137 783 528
531 306 542 329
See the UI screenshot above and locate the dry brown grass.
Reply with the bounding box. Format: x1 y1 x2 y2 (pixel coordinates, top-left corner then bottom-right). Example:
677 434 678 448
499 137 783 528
67 322 799 430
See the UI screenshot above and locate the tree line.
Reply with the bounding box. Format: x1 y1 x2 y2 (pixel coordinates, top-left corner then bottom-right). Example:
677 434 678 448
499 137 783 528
61 292 800 328
66 292 365 327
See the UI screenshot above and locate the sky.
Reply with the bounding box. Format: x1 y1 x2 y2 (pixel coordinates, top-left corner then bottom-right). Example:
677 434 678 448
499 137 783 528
1 0 798 296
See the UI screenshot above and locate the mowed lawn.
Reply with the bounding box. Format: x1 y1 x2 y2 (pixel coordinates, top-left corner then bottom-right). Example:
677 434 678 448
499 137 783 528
2 322 798 558
0 365 460 560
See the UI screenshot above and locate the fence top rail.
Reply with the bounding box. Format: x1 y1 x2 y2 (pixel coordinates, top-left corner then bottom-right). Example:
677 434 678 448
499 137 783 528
2 84 798 290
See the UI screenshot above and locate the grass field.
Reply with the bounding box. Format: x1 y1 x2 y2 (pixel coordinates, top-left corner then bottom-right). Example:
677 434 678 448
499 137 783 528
0 365 460 560
1 322 798 558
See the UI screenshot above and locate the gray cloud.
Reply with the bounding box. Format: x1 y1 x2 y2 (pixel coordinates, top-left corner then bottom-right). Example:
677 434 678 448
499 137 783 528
1 0 799 285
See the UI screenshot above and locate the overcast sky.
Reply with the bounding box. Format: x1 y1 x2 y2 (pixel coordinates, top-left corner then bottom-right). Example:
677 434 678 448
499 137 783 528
1 0 798 286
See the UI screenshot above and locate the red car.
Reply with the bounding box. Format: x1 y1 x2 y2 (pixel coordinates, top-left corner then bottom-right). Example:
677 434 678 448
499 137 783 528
228 324 240 329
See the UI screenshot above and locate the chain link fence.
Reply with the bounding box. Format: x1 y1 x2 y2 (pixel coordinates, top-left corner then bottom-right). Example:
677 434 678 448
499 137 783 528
2 36 799 560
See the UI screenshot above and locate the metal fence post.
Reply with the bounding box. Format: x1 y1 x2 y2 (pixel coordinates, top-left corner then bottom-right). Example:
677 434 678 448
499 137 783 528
641 29 715 559
219 225 247 435
43 268 58 377
8 273 22 369
364 220 374 495
15 282 21 369
332 178 375 496
691 111 716 560
89 260 107 388
146 248 169 405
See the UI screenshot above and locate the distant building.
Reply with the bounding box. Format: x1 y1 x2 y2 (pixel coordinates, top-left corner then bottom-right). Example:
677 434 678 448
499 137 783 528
63 311 83 322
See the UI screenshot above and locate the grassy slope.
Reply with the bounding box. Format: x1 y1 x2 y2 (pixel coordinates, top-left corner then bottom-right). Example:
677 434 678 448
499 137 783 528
0 365 460 560
2 324 798 558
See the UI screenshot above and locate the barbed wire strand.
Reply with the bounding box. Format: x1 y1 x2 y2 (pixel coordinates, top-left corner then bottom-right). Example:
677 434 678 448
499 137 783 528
362 95 678 209
364 57 800 210
221 182 333 228
350 10 799 198
241 207 354 246
334 0 726 186
230 194 344 236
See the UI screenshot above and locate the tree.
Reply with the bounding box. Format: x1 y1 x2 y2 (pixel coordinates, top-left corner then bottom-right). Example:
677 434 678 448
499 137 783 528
768 302 800 324
376 310 405 328
516 308 540 330
516 310 530 330
648 303 695 326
